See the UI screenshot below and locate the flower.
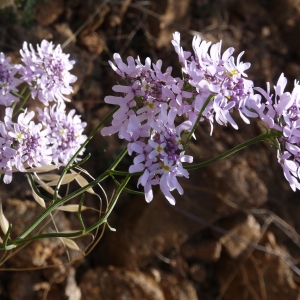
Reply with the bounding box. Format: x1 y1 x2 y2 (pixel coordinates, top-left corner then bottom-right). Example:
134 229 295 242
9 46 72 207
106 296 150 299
0 108 52 183
19 40 77 105
171 32 258 134
0 52 22 106
255 73 300 192
37 102 87 165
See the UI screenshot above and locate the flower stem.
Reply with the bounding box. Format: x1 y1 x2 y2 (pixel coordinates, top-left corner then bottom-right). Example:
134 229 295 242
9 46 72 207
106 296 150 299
54 106 120 200
185 129 280 170
12 89 31 117
184 94 214 150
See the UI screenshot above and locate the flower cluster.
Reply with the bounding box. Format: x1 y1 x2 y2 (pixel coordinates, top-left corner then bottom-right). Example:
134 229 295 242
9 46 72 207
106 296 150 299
0 40 86 183
171 32 260 133
19 40 77 105
101 32 260 204
255 74 300 191
101 53 194 204
0 53 22 106
37 102 87 165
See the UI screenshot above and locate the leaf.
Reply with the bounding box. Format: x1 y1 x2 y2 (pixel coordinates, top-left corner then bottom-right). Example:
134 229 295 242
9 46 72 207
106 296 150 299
0 201 9 234
56 204 89 212
32 187 46 208
75 174 96 194
26 165 59 173
35 178 61 199
27 176 46 207
45 173 79 186
37 174 61 181
61 237 82 251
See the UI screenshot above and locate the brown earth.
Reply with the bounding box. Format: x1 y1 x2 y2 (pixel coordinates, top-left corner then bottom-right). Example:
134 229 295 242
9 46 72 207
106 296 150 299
1 0 300 299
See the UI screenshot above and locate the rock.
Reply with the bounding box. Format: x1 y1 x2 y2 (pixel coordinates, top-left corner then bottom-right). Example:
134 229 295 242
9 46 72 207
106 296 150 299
106 0 132 28
181 238 222 262
35 0 65 26
80 266 165 300
189 263 207 283
94 191 215 268
78 31 105 55
8 272 41 300
213 214 261 259
147 0 190 48
217 231 300 300
208 157 268 214
160 276 198 300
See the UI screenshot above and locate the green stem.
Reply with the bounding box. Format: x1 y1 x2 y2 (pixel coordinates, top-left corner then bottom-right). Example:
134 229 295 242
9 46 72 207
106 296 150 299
54 106 119 200
184 94 214 150
185 129 280 171
4 124 129 245
13 90 32 117
1 174 132 249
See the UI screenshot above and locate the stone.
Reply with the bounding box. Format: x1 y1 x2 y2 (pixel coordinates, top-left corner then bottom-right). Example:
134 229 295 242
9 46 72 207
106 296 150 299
213 213 261 259
35 0 65 26
80 266 165 300
217 231 300 300
181 239 222 262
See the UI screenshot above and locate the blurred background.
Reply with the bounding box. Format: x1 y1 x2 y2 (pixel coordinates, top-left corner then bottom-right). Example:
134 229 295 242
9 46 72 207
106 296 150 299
1 0 300 299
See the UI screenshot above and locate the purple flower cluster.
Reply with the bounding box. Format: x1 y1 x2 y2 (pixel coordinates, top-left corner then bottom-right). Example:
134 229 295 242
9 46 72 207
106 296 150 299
101 53 193 204
0 108 52 183
19 40 77 105
37 102 87 165
172 32 259 133
101 32 260 204
255 74 300 191
0 53 22 106
0 40 86 183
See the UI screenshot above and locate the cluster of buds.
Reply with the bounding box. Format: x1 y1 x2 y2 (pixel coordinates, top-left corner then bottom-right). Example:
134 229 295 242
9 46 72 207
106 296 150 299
0 40 86 183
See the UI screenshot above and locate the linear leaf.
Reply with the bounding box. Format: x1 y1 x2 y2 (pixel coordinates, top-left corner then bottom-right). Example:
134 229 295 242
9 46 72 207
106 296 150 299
61 237 81 251
0 201 9 234
37 174 61 181
56 204 89 212
27 176 46 207
75 174 96 194
45 173 78 186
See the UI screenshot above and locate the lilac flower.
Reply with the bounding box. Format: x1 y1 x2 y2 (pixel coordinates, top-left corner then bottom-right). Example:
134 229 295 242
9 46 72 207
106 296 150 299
0 53 22 106
255 73 300 191
171 32 258 133
37 102 87 165
19 40 77 105
0 108 52 183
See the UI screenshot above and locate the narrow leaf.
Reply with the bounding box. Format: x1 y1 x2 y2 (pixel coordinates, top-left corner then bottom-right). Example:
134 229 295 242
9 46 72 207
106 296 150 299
26 165 59 173
35 178 61 199
27 177 46 207
61 237 81 251
56 204 89 212
0 201 9 234
46 173 78 186
37 174 61 181
75 174 96 194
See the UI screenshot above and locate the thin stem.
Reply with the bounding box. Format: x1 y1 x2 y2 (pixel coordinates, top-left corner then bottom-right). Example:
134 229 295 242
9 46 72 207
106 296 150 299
14 171 110 242
1 174 132 249
12 90 32 117
54 106 119 200
11 85 28 111
185 130 278 170
184 94 214 150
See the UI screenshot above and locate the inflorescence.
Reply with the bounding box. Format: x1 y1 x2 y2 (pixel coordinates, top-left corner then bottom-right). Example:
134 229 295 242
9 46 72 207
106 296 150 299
1 33 300 204
0 40 87 183
101 31 300 203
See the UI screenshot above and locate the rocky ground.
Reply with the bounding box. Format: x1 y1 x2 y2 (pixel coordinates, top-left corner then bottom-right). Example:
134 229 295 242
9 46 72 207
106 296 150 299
1 0 300 299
